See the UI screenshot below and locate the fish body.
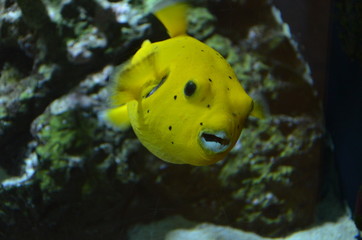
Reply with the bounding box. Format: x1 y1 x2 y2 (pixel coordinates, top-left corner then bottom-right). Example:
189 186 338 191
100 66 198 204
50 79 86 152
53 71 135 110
105 2 253 166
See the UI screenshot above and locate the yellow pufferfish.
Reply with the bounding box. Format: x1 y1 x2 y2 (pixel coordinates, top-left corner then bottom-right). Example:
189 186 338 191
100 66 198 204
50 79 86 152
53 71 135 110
104 1 254 166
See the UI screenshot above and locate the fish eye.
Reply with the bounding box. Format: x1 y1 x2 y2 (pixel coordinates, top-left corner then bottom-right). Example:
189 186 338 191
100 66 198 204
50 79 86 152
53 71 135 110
184 80 196 97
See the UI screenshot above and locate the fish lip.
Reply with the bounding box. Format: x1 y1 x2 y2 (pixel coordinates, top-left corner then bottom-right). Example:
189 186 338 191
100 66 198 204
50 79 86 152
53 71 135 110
199 130 231 154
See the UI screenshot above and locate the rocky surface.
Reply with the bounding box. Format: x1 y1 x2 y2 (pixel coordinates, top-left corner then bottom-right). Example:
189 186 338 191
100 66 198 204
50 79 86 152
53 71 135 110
0 0 330 239
172 215 358 240
128 213 358 240
128 192 359 240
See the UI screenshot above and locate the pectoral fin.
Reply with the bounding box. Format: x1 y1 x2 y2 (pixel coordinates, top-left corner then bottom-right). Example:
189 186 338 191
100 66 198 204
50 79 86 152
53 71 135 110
250 100 267 119
110 48 159 106
102 105 130 130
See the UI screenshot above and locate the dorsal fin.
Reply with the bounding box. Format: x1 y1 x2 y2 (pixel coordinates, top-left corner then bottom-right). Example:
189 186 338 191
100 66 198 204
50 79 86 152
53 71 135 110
153 1 189 38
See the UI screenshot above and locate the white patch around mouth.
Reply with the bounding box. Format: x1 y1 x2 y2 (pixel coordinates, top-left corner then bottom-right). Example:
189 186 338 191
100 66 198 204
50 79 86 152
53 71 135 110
199 130 231 154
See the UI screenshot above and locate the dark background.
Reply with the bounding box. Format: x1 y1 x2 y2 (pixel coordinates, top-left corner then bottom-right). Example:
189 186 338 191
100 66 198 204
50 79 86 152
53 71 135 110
273 0 362 212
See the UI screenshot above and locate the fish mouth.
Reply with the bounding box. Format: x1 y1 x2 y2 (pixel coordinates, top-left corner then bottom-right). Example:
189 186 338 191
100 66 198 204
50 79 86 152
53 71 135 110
199 130 231 154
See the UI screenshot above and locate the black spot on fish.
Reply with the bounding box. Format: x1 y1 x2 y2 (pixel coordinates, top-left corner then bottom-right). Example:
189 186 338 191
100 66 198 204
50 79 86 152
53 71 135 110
169 126 172 131
200 122 203 126
147 109 150 113
184 80 196 97
208 78 212 82
232 113 237 117
228 76 232 79
201 49 205 52
171 141 174 144
174 95 177 100
227 87 230 91
207 104 211 108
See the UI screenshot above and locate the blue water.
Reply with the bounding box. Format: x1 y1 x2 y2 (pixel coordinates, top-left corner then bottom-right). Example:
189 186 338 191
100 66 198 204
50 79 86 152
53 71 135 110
326 4 362 211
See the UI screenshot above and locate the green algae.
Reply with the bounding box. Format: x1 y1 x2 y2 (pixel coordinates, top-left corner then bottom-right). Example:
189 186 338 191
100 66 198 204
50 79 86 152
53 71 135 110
36 110 96 161
188 7 216 40
19 88 34 101
217 115 321 234
0 63 24 84
205 35 233 58
0 107 6 120
33 109 96 197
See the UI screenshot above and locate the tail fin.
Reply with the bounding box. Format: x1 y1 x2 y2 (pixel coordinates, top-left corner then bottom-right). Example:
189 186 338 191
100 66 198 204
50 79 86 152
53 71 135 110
153 1 189 38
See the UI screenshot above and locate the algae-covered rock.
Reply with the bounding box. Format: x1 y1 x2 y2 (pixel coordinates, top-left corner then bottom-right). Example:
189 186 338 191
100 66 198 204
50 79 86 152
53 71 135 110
0 0 331 239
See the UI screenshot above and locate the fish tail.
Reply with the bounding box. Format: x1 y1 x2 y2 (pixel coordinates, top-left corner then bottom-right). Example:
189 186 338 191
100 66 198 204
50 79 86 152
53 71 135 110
102 105 131 130
153 1 188 38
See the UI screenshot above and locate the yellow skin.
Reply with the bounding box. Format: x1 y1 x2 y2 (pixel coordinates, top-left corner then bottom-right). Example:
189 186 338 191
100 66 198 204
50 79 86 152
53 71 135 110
105 3 253 166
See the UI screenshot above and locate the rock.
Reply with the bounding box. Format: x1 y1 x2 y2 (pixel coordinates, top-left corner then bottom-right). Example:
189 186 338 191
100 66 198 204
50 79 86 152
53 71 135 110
127 213 358 240
166 215 358 240
0 0 332 239
285 215 357 240
166 223 270 240
128 215 198 240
